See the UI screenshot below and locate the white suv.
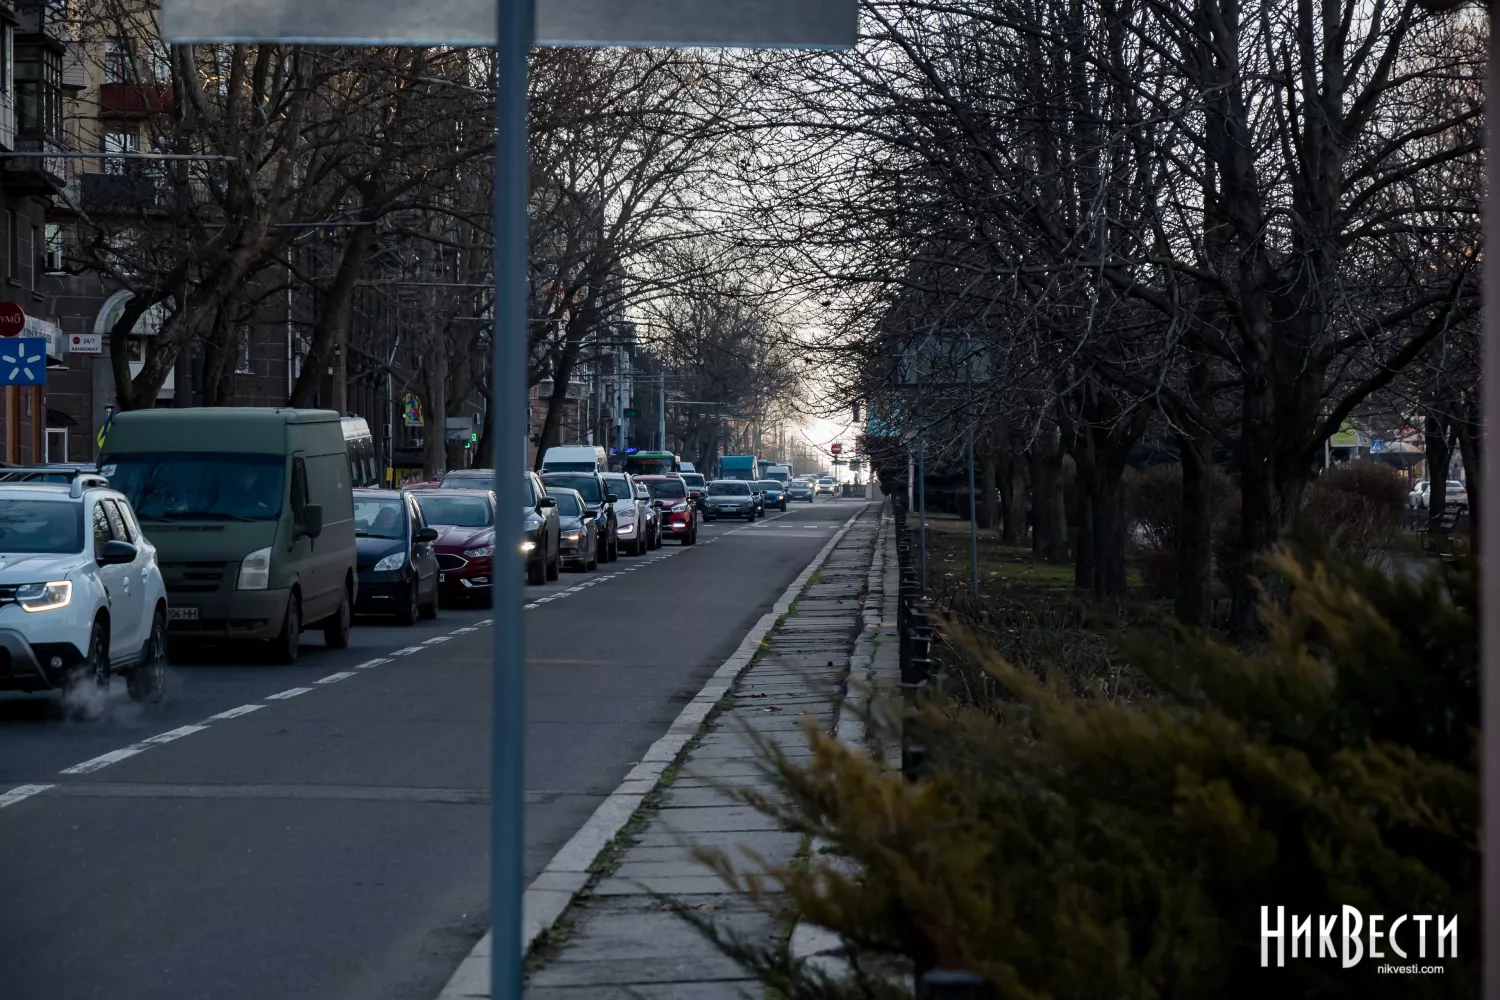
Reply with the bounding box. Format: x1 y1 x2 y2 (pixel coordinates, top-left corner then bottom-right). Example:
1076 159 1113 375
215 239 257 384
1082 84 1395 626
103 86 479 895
0 475 168 711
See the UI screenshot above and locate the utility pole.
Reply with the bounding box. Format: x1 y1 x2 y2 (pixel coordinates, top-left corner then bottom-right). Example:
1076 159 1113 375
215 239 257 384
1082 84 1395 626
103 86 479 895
966 344 978 598
657 374 666 452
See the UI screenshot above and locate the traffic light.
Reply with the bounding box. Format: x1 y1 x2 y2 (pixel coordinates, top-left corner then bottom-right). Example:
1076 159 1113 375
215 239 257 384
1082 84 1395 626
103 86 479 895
466 431 478 449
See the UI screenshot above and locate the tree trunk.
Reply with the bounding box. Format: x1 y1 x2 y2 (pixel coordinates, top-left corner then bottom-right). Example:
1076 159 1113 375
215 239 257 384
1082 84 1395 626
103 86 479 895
289 224 376 408
980 452 999 531
1455 395 1479 536
1176 429 1214 626
1425 409 1450 517
422 345 448 479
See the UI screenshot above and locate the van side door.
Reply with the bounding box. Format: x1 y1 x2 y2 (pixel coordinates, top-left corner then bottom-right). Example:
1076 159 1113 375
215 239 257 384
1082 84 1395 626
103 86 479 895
286 454 325 620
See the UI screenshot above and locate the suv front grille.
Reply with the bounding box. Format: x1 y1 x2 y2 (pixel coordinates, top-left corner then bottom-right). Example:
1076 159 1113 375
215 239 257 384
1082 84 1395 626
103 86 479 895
0 585 19 607
162 561 229 593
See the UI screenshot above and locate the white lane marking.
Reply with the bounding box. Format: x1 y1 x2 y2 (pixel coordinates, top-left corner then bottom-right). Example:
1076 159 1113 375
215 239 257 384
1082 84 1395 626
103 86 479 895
265 687 313 700
0 783 54 808
205 704 265 721
59 747 147 775
138 724 210 746
449 627 478 634
390 646 424 656
524 603 540 610
422 635 451 644
475 619 493 626
355 657 391 669
316 671 358 684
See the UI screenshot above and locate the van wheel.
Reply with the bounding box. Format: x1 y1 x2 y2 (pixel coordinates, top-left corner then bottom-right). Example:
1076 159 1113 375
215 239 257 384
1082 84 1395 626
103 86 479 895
323 588 352 649
271 594 301 664
128 612 167 704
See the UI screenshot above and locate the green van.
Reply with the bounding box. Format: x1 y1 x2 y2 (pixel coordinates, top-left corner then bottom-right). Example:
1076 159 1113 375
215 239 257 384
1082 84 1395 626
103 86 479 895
100 408 357 663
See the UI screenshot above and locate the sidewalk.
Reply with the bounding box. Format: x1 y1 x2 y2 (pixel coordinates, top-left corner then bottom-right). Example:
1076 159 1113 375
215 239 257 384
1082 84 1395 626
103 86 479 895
512 504 889 998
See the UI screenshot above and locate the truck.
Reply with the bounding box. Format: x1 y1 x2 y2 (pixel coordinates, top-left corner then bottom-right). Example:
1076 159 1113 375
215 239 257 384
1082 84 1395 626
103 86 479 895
719 455 759 481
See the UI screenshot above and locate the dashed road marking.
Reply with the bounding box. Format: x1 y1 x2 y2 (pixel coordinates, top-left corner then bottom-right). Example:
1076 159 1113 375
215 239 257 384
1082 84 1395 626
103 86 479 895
390 646 424 656
59 725 210 775
205 704 265 721
316 671 358 685
354 658 390 669
0 784 53 809
265 687 314 700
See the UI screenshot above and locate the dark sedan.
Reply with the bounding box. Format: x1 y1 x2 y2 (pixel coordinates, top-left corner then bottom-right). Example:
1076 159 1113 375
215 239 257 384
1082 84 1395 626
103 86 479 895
755 479 788 512
550 487 600 570
540 471 619 563
703 479 757 520
353 489 440 624
786 480 815 502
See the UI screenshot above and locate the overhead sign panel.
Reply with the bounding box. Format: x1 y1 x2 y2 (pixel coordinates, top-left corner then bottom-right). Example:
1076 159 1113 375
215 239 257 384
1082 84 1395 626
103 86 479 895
163 0 857 48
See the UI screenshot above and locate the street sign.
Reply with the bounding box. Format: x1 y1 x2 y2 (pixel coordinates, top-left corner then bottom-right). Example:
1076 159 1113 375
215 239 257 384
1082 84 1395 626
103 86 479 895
0 303 25 338
0 339 47 384
830 442 842 455
69 333 102 355
1371 439 1385 454
163 0 857 47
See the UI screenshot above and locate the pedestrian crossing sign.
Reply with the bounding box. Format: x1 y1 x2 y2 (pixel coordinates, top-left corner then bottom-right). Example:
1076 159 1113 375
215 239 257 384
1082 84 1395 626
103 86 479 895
0 338 46 385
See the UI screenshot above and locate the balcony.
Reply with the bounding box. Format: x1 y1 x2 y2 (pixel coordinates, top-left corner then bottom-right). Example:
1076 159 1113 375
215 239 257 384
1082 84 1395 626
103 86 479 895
13 0 67 45
99 82 174 116
5 136 65 193
80 170 170 213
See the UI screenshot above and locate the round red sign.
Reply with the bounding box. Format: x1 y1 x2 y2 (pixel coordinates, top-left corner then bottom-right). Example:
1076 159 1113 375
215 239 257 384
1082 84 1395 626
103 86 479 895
0 302 26 337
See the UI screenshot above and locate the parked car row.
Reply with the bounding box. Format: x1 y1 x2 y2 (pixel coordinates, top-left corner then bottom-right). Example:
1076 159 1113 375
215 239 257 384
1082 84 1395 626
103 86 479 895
1408 479 1468 510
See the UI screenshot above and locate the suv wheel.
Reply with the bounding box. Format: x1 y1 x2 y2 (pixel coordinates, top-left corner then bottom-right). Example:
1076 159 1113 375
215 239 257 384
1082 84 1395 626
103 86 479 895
127 612 168 704
272 594 301 664
63 621 109 718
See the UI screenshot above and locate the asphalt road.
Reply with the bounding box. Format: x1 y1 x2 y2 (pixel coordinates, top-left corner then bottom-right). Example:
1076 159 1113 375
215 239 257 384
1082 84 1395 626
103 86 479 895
0 495 866 1000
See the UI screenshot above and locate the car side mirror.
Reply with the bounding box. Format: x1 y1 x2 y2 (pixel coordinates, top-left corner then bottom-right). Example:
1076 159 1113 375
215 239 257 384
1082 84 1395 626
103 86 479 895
583 510 598 520
298 503 323 540
98 539 137 566
688 490 701 499
606 493 619 503
536 497 556 509
415 526 439 544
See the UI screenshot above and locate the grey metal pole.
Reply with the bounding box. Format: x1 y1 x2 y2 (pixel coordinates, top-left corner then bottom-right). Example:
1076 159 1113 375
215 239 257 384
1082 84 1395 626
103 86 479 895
918 433 927 593
1484 24 1500 995
491 2 532 997
966 366 978 598
658 375 666 452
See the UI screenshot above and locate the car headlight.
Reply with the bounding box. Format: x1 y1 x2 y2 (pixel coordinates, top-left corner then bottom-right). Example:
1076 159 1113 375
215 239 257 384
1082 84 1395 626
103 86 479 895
670 503 688 512
237 546 272 590
373 551 407 572
618 522 634 533
562 530 581 541
520 541 536 553
464 545 494 558
17 580 71 612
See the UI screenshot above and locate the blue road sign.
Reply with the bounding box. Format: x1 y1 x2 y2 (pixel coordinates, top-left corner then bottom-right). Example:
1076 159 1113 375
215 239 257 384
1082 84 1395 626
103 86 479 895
0 338 46 385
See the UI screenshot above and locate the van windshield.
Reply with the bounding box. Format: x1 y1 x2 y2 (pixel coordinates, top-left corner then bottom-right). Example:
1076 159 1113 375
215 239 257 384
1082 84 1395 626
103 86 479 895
102 453 286 522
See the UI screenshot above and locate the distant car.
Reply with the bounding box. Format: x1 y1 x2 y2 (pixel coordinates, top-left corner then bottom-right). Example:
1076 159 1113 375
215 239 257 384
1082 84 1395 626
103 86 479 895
541 471 619 563
786 480 814 503
400 479 443 491
353 489 440 624
0 477 168 711
755 480 787 512
548 487 600 571
439 469 494 490
679 471 707 512
634 481 663 549
704 479 757 521
1409 479 1469 510
637 475 699 543
816 477 837 496
602 471 650 556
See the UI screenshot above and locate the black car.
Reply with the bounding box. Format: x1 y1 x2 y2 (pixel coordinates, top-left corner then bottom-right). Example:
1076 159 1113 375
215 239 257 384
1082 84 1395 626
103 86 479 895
440 468 494 489
353 489 440 624
541 471 619 562
704 479 758 520
786 480 815 502
549 487 601 570
521 472 561 584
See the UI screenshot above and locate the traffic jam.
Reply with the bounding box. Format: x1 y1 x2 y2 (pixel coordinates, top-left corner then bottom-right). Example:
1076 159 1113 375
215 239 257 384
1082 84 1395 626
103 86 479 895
0 416 843 717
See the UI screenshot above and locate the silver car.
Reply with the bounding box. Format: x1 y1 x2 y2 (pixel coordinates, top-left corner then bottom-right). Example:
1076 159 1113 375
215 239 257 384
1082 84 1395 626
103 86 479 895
602 472 651 555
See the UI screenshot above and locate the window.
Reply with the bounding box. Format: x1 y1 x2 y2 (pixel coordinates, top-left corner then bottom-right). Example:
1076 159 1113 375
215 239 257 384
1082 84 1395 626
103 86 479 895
26 226 37 291
6 210 16 281
15 42 62 144
102 499 132 543
102 129 138 175
0 498 81 554
102 451 286 522
111 499 141 542
42 224 61 274
103 38 128 83
91 500 111 559
0 25 12 95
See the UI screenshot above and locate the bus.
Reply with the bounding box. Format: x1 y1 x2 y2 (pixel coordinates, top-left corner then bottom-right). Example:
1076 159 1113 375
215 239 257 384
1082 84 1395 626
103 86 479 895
623 450 680 476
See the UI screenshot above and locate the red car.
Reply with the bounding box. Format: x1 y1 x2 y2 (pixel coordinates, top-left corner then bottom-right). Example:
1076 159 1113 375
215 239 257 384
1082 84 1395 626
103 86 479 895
635 475 698 545
411 489 498 604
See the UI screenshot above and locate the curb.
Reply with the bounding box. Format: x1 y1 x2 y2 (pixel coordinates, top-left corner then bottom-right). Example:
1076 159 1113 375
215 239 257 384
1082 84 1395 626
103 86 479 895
436 503 874 999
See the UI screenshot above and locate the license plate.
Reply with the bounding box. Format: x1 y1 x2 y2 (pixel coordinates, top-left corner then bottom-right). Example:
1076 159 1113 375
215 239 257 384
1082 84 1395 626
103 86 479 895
169 607 198 621
439 573 446 583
